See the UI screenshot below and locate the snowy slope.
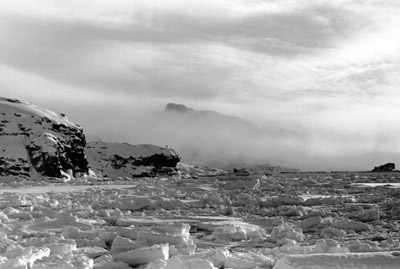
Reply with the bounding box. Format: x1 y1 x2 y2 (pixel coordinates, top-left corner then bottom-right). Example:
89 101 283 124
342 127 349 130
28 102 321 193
0 97 78 128
0 97 89 179
86 141 181 178
0 97 182 180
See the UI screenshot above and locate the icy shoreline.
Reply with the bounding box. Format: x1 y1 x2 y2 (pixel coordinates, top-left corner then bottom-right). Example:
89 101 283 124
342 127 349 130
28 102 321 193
0 173 398 268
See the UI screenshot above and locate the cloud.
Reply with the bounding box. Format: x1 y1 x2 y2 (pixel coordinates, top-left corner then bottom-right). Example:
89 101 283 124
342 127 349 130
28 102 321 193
0 0 391 99
1 0 400 170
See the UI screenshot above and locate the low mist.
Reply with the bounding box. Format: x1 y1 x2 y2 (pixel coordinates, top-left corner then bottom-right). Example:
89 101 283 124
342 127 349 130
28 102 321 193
81 104 400 171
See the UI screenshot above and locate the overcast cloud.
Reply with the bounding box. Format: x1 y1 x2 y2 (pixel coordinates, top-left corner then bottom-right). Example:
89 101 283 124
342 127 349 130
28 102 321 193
1 0 400 170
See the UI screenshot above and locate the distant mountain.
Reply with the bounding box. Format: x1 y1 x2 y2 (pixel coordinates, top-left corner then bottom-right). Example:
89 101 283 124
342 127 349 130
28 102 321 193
165 103 195 113
162 103 260 134
150 103 299 172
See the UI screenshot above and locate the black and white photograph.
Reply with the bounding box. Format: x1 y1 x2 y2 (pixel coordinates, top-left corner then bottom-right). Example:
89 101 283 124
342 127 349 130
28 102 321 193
1 0 400 268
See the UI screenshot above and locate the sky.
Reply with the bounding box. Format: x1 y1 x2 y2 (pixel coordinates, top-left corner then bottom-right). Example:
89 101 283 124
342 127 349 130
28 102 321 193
1 0 400 171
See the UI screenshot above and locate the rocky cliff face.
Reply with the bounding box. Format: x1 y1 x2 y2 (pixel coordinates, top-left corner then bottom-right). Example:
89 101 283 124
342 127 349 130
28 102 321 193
1 97 182 180
372 163 395 172
86 141 181 178
0 97 89 179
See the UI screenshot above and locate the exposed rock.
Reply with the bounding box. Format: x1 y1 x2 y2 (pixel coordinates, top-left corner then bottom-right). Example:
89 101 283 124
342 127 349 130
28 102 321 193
1 97 183 180
0 97 89 179
86 141 180 178
165 103 194 113
233 168 252 176
372 163 396 172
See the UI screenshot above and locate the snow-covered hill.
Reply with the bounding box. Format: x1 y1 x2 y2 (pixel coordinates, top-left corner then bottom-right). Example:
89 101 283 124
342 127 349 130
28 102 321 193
0 97 181 180
0 97 89 180
86 141 180 178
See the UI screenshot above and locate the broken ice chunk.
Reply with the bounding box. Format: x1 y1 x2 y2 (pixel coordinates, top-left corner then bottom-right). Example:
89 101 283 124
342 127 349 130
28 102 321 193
113 244 169 267
182 258 217 269
110 236 141 254
31 253 93 269
0 247 50 269
273 252 400 269
145 259 167 269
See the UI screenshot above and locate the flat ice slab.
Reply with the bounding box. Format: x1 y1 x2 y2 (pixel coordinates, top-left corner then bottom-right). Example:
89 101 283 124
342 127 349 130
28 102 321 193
0 184 138 194
352 183 400 188
274 252 400 269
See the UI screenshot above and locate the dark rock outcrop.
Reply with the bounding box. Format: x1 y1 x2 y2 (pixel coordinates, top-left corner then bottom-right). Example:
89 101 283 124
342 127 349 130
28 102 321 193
165 103 194 113
0 97 89 179
233 168 252 176
372 163 395 172
86 141 181 178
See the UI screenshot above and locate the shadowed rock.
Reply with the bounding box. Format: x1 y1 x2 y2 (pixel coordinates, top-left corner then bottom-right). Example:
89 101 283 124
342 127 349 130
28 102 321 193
372 163 395 172
0 97 89 179
86 141 181 178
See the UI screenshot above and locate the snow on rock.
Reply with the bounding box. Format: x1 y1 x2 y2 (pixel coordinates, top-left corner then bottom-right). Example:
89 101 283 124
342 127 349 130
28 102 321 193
273 251 400 269
0 97 182 180
0 97 89 179
86 141 181 178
